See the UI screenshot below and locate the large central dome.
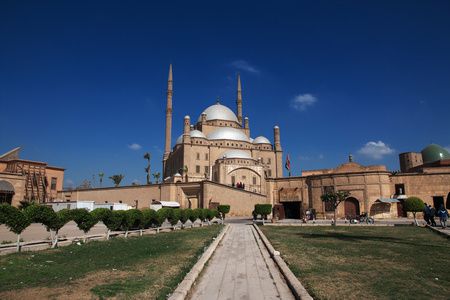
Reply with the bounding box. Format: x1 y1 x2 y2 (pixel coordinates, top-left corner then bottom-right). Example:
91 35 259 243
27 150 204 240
207 127 250 142
197 103 239 122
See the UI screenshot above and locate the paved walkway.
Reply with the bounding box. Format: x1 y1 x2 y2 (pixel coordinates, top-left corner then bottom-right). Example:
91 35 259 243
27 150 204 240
189 223 294 300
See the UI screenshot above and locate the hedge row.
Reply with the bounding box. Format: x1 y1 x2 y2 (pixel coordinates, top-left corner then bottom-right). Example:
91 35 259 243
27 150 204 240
0 204 229 251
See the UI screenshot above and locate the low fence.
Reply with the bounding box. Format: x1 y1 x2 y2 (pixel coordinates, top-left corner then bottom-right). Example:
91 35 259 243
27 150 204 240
0 219 222 255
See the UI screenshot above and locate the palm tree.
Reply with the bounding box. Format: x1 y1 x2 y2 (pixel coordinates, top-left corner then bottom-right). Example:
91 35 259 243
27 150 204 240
144 152 151 184
109 174 124 187
98 172 104 187
152 172 161 184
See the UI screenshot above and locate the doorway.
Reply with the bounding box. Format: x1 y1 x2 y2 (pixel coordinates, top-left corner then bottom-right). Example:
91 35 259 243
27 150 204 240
344 197 360 218
282 202 301 219
433 196 444 209
397 199 407 217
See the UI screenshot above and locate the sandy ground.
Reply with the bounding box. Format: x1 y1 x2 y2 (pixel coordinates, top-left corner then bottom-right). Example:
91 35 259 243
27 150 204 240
0 221 108 243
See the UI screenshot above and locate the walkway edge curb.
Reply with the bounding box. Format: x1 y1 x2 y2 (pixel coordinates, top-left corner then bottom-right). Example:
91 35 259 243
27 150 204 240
168 224 230 300
253 224 313 300
426 225 450 238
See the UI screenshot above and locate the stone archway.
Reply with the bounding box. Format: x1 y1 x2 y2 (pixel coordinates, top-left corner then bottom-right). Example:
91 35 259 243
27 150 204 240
446 192 450 209
0 180 15 205
344 197 360 218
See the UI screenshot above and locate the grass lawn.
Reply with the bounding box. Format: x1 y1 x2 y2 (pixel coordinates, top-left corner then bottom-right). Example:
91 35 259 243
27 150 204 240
261 226 450 300
0 225 223 299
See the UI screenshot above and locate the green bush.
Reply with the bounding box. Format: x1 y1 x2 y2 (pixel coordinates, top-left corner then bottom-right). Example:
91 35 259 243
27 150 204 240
70 208 98 234
141 208 157 228
108 210 126 231
91 208 113 224
180 208 192 225
49 209 72 247
189 209 199 223
194 208 205 223
217 205 230 219
404 197 425 225
0 204 30 251
124 209 143 230
155 208 170 227
206 209 218 221
254 204 272 220
23 204 57 232
168 208 181 226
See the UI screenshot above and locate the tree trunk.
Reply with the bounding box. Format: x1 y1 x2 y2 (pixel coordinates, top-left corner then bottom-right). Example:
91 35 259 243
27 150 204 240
125 230 128 238
157 227 160 233
16 234 21 252
413 212 419 226
106 229 110 240
83 234 87 244
333 209 337 226
140 229 143 236
52 231 58 248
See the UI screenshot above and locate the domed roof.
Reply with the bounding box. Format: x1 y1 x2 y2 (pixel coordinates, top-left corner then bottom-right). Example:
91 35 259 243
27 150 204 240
421 144 450 163
175 130 207 145
197 103 239 122
221 150 252 159
253 136 271 144
207 127 250 142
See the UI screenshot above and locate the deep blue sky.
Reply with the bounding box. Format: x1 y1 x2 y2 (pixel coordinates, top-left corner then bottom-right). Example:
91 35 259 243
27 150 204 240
1 1 449 188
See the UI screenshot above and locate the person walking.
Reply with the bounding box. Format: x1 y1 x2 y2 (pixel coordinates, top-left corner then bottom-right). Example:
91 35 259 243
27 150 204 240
437 205 449 229
429 204 437 227
423 203 431 225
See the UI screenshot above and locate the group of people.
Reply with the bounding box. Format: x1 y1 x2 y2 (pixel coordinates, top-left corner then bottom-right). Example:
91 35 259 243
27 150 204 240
231 182 245 189
424 203 449 229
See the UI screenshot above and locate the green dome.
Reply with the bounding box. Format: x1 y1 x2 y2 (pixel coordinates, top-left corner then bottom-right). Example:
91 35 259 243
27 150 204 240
421 144 450 163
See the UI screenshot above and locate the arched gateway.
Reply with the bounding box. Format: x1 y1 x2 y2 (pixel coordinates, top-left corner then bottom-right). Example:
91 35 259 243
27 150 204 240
344 197 360 218
0 180 15 205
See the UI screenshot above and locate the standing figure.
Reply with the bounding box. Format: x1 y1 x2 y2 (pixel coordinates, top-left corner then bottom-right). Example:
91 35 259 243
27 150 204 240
428 204 437 227
438 205 449 229
423 204 431 225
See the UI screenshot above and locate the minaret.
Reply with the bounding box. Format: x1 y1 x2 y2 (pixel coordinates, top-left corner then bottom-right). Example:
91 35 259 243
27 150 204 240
163 64 173 176
236 74 243 126
274 125 283 177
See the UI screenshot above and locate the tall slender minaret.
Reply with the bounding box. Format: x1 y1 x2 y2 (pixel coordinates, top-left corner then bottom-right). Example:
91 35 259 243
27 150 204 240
163 64 173 176
236 74 243 126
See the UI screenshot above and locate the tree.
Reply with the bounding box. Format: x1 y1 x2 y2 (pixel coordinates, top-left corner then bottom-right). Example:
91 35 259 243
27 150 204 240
167 208 181 229
91 208 113 239
98 172 105 187
321 190 351 226
152 172 161 184
144 152 151 184
218 205 231 220
109 174 124 187
77 179 92 190
49 209 72 248
142 208 157 229
194 208 206 226
0 204 30 252
23 204 58 244
70 209 98 243
254 204 272 224
155 208 170 233
179 209 192 228
206 209 218 225
188 208 199 227
123 209 143 237
404 197 424 226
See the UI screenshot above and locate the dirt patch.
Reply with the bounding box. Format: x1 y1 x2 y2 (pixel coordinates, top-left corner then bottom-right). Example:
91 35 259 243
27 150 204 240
0 269 136 300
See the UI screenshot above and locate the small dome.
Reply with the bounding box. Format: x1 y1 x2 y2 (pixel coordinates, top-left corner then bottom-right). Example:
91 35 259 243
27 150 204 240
175 130 207 145
207 127 249 142
421 144 450 163
174 173 182 177
253 136 271 144
197 103 239 122
222 150 252 159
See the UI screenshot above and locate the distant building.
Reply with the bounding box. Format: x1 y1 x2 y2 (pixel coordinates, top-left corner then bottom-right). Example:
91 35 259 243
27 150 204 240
0 147 65 206
56 65 450 219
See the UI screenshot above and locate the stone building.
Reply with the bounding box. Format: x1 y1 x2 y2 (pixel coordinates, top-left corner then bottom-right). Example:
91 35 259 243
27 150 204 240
57 66 450 219
0 147 65 206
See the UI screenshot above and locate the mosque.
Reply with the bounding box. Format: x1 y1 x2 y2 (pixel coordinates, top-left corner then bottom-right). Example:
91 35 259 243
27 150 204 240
2 65 450 219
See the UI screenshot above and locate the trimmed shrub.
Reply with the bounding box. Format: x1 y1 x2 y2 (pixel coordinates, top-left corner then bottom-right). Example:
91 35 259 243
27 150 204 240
206 209 218 222
404 197 425 226
123 209 143 237
168 208 181 227
179 208 192 227
91 208 112 224
141 208 157 229
189 209 199 225
194 208 205 224
217 205 230 219
70 209 98 242
49 209 72 248
0 204 31 251
23 204 57 232
108 210 126 231
155 208 170 228
254 204 272 220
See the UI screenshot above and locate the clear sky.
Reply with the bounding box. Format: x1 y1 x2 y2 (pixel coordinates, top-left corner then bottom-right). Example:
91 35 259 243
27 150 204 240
1 1 449 188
